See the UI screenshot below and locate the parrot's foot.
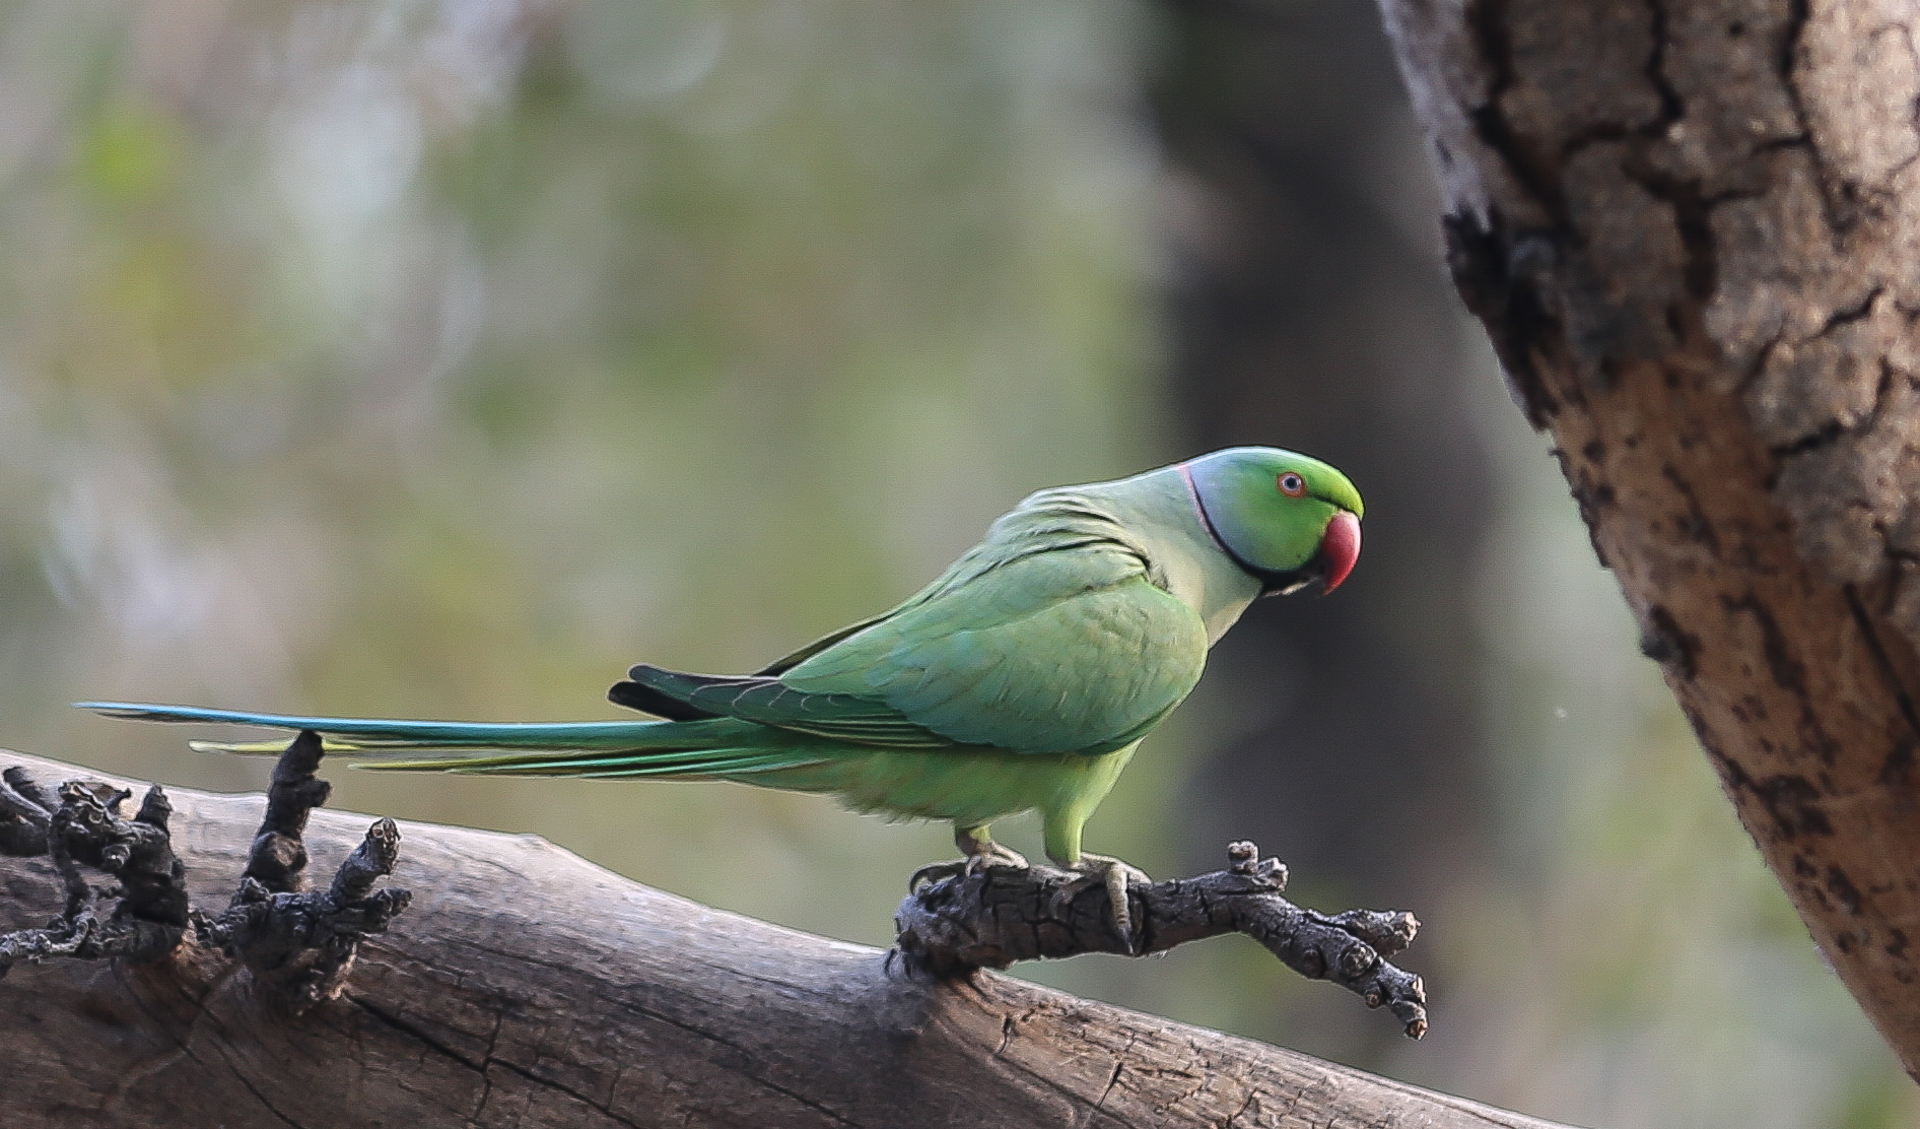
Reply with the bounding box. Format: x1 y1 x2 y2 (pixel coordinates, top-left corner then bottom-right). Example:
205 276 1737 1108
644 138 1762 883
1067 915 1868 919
1052 853 1151 950
908 842 1031 892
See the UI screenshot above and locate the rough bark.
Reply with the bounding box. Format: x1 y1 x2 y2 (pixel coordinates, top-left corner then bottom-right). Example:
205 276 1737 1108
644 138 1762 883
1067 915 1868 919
0 752 1570 1129
896 841 1429 1038
0 734 412 1009
1377 0 1920 1078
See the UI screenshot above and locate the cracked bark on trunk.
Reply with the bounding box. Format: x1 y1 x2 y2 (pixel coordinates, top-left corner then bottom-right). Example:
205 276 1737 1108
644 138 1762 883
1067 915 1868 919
0 752 1569 1129
1378 0 1920 1078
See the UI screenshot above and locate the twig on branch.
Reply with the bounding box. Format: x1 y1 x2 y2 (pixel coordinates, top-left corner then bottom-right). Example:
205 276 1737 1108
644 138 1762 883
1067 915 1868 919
0 777 189 973
239 727 335 892
0 732 409 1011
895 839 1430 1038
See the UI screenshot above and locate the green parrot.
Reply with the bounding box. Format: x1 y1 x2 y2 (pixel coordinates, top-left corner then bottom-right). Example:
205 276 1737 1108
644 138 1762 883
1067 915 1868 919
83 446 1362 939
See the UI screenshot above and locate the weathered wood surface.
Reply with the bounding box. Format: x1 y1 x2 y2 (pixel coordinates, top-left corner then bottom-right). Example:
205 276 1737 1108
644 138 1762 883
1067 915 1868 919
1378 0 1920 1078
0 752 1570 1129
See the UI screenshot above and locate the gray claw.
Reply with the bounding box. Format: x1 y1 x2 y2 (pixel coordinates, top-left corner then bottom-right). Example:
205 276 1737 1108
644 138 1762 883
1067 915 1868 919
910 844 1031 892
909 860 962 891
1050 854 1150 950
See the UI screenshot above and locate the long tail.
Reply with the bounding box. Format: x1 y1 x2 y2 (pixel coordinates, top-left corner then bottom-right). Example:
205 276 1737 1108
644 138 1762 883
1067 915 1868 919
77 701 831 779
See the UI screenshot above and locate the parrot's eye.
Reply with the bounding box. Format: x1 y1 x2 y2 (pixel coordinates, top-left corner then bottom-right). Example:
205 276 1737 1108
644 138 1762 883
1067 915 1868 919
1276 472 1307 497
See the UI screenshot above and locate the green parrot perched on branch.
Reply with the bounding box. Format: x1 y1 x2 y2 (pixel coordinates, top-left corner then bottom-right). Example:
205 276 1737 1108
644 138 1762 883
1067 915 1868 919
84 447 1362 940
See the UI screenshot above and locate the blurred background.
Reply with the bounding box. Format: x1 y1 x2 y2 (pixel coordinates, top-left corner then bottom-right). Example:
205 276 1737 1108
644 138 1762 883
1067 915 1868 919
0 1 1909 1125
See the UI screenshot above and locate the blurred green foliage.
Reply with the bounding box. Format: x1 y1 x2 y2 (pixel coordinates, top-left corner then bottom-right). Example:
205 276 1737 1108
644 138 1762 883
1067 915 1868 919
0 2 1913 1126
2 0 1160 941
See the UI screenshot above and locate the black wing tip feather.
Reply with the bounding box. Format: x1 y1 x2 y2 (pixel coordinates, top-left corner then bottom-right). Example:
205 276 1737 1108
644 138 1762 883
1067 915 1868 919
609 669 724 721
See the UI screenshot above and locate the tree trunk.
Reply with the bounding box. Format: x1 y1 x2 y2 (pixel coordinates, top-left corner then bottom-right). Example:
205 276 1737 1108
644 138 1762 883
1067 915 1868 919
1378 0 1920 1078
0 752 1569 1129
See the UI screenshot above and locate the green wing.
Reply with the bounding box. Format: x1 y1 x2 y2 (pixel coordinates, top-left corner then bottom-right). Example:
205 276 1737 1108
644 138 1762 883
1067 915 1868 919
775 542 1208 755
609 516 1210 756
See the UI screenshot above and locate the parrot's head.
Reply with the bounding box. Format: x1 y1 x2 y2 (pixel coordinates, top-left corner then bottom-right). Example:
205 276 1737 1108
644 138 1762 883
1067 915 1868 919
1181 446 1363 597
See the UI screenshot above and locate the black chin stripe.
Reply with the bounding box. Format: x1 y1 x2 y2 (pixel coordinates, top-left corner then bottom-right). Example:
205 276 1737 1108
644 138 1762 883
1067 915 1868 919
1178 463 1317 595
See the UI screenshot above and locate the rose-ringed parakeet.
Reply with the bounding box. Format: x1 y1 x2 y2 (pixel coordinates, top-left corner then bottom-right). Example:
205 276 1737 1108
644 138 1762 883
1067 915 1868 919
84 446 1362 940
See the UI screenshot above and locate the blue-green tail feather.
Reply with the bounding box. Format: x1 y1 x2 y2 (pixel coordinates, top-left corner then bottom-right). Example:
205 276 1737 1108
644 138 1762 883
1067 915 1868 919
76 701 832 778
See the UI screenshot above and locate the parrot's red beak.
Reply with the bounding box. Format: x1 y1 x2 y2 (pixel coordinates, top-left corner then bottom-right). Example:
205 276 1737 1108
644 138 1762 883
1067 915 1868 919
1319 511 1361 594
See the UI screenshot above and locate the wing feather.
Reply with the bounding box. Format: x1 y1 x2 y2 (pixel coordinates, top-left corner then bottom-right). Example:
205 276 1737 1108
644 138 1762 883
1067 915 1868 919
610 533 1208 757
779 543 1208 755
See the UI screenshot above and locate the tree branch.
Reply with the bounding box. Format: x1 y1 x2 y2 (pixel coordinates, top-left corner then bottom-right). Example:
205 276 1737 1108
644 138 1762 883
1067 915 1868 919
0 750 1568 1128
897 841 1429 1038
